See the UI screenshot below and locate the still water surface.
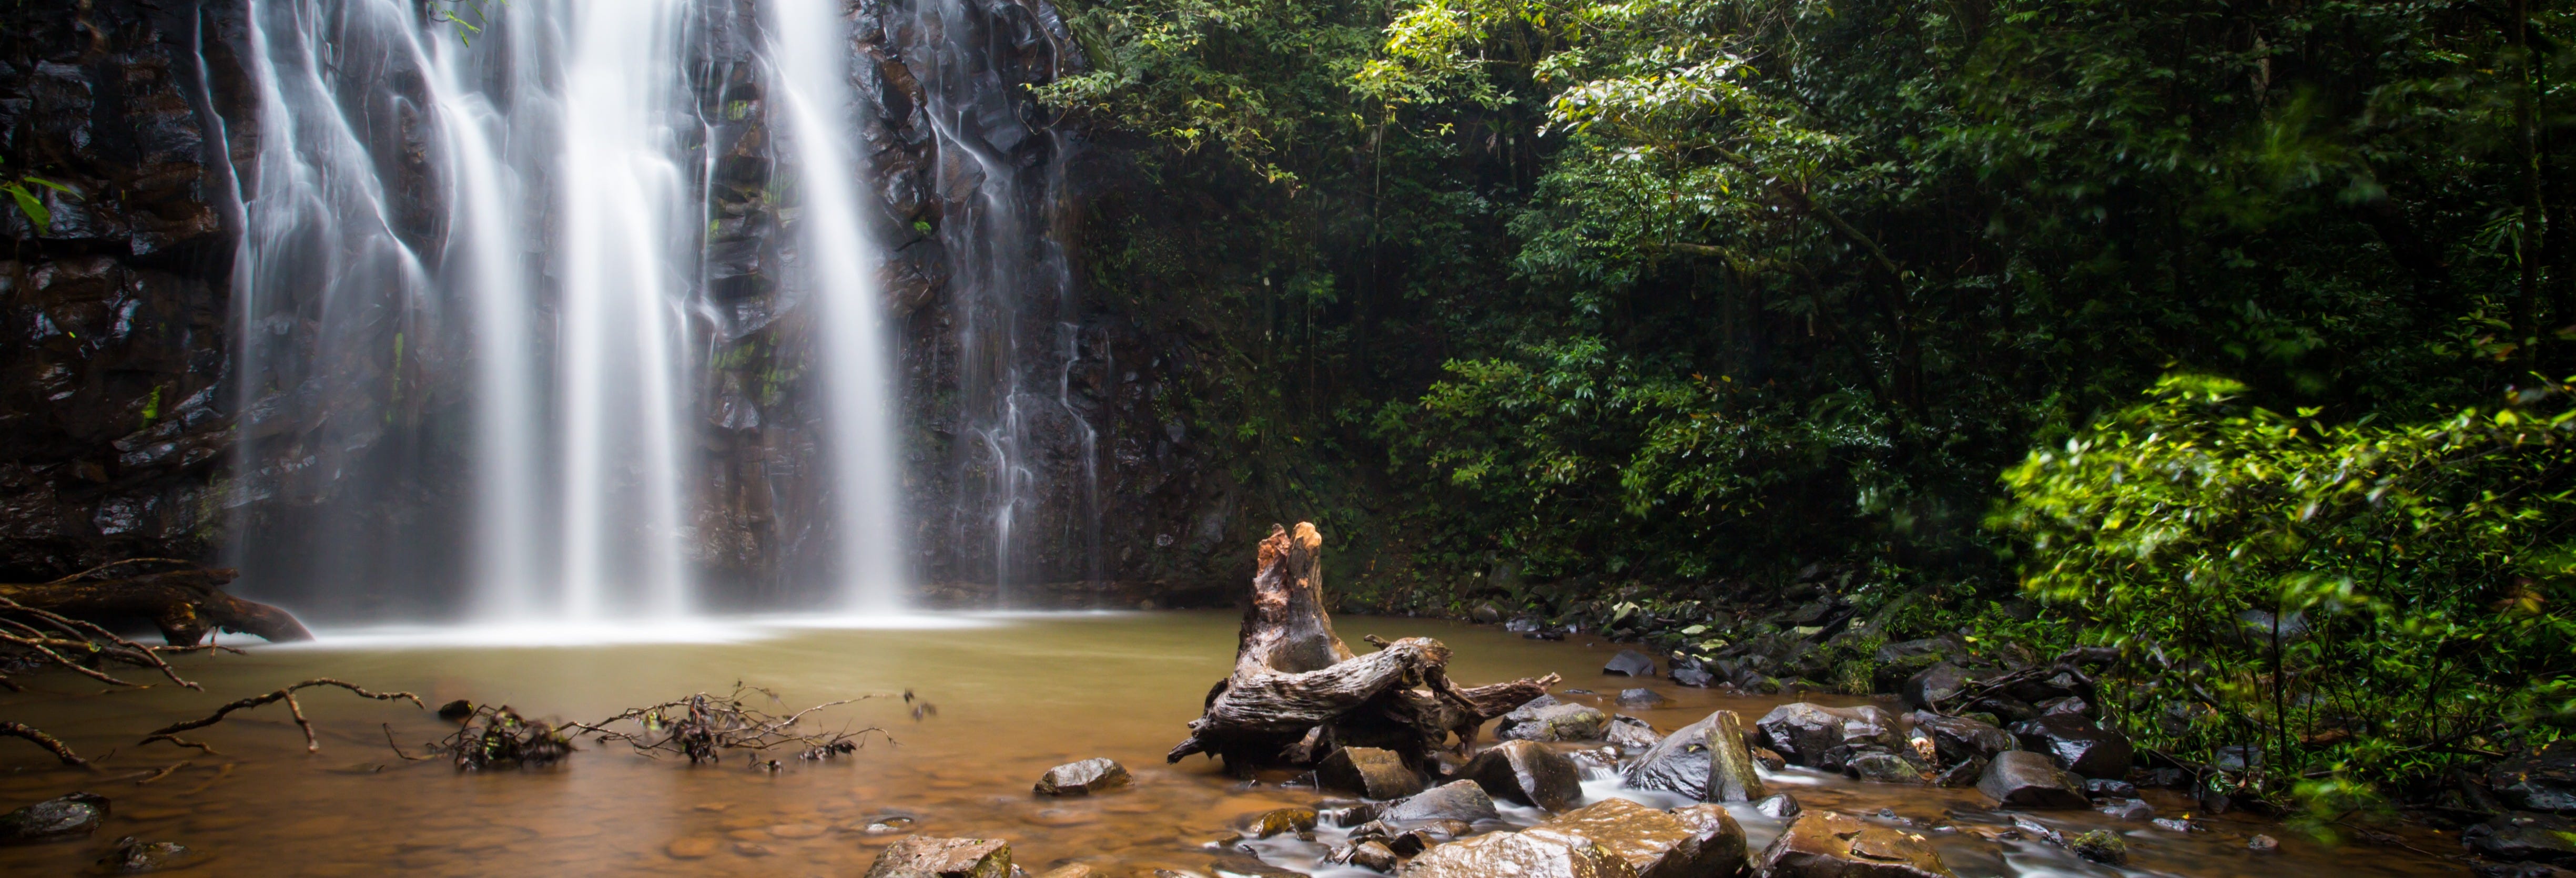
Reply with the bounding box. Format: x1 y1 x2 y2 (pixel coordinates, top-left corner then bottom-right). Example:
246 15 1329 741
0 611 2465 875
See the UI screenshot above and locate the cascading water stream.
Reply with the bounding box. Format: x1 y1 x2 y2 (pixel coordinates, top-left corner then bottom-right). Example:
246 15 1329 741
766 0 910 611
226 0 912 621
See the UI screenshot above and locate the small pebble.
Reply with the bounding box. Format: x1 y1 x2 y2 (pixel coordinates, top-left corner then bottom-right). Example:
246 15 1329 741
2249 833 2279 852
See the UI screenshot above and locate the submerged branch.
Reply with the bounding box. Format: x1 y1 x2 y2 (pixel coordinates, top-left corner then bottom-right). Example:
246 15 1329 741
141 678 424 753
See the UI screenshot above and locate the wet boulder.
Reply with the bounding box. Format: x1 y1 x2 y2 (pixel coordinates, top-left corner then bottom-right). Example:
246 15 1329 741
1933 756 1986 788
1617 688 1670 708
2465 812 2576 865
1333 840 1401 872
1670 661 1717 689
1704 710 1769 803
1380 780 1500 828
1912 713 2016 765
1240 807 1318 839
2492 740 2576 813
1843 751 1931 785
1402 828 1641 878
1605 650 1658 677
864 836 1012 878
2066 829 2126 865
2039 697 2090 718
2096 799 2155 820
2007 714 2133 779
1463 740 1585 812
1606 715 1664 751
1502 701 1612 743
1623 712 1718 798
1975 751 2089 809
1755 793 1802 820
1207 853 1306 877
1755 703 1902 770
1901 663 1974 711
1532 798 1748 878
2083 778 2139 799
1757 811 1956 877
1318 747 1426 800
1033 758 1130 796
97 836 196 874
0 792 108 844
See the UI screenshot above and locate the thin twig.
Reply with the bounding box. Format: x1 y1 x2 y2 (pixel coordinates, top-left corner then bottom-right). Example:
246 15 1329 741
0 720 96 769
382 724 432 762
140 679 423 753
134 761 191 785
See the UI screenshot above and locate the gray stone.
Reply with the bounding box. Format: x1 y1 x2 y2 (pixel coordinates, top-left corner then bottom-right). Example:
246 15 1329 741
1605 650 1657 677
1317 747 1426 800
1532 798 1747 878
1339 840 1399 872
1617 688 1669 708
96 836 196 874
864 836 1012 878
1756 811 1956 877
1975 750 2089 809
1033 758 1130 796
1206 853 1304 877
2097 798 2155 820
1912 713 2016 765
1755 703 1902 770
1502 701 1612 743
1624 709 1779 803
2494 740 2576 813
2084 777 2138 799
1463 740 1585 812
1842 751 1930 785
1901 663 1974 711
1380 780 1500 828
2066 829 2126 864
0 792 107 844
1606 715 1663 751
1755 793 1802 820
1402 828 1641 878
2007 714 2133 779
2465 812 2576 865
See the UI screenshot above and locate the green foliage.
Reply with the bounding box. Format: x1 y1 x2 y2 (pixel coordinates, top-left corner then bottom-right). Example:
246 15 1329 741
1995 374 2576 803
0 155 76 237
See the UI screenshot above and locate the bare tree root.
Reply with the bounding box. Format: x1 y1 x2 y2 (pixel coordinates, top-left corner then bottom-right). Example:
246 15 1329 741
1 720 95 769
141 678 424 753
0 595 202 690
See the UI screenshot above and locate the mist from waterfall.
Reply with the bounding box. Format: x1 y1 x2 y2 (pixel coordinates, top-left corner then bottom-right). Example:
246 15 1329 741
226 0 910 620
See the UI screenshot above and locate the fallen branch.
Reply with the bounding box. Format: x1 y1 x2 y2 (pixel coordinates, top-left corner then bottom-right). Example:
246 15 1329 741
134 760 190 785
2 561 311 645
141 678 424 753
1 720 95 768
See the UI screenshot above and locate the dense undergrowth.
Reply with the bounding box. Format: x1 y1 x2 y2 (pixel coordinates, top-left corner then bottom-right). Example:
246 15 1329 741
1049 0 2575 812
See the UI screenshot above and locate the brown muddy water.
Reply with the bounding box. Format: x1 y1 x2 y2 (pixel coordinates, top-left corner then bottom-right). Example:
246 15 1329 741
0 611 2469 876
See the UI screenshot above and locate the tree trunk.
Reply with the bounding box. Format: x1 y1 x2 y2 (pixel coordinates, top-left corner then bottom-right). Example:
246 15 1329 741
1166 523 1558 772
1 566 312 645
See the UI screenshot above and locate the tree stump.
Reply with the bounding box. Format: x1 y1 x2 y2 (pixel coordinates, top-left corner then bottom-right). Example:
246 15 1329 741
1 562 311 644
1166 523 1558 772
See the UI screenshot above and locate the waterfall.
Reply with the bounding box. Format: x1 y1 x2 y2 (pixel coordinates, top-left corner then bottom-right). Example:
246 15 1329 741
766 0 909 611
226 0 911 620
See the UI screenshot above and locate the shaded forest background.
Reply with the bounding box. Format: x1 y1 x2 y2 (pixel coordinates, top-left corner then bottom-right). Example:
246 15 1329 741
1048 0 2575 810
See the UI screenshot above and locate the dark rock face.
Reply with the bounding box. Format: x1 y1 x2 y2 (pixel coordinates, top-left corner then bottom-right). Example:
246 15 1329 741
1605 714 1663 751
1462 740 1584 812
1624 712 1720 798
1317 747 1425 801
1757 811 1956 877
1380 780 1500 828
1756 702 1902 770
2465 812 2576 864
1604 650 1657 677
2007 714 2133 779
0 2 237 581
0 791 108 844
2493 740 2576 813
1033 758 1130 795
1975 750 2089 809
864 836 1012 878
1616 688 1668 708
1901 663 1973 711
1532 798 1747 878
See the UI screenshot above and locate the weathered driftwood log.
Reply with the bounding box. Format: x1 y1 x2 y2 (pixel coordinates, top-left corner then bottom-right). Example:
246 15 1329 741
1167 523 1559 771
0 560 311 645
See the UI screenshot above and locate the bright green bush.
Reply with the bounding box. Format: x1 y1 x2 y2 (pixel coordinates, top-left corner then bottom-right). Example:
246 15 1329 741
1994 374 2576 806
